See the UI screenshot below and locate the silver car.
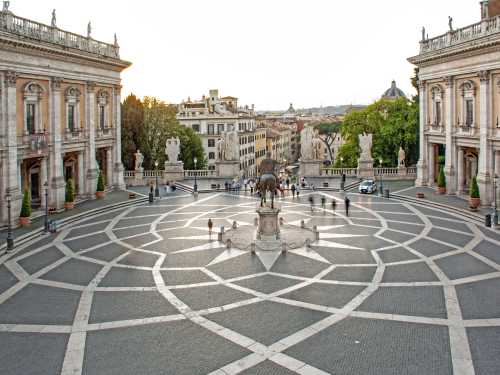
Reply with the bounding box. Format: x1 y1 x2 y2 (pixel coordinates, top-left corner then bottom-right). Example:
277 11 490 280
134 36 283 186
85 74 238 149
359 179 377 194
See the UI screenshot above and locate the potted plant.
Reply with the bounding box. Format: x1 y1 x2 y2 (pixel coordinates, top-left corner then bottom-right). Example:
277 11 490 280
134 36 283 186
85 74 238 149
469 176 480 209
64 178 75 209
95 171 105 199
437 168 446 194
19 189 31 226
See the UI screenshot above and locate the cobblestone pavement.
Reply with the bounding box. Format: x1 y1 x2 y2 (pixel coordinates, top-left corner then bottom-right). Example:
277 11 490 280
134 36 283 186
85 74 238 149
0 191 499 375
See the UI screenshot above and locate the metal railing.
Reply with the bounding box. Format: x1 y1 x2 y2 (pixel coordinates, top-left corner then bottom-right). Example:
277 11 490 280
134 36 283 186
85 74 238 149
17 132 48 155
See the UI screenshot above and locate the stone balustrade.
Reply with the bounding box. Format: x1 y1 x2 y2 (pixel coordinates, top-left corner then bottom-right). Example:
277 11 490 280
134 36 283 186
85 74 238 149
420 16 500 54
0 12 120 59
184 170 218 178
321 168 357 176
17 132 48 157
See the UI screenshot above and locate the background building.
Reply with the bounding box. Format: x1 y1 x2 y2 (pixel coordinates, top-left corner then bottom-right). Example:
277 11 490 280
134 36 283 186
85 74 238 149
0 4 130 225
408 0 500 205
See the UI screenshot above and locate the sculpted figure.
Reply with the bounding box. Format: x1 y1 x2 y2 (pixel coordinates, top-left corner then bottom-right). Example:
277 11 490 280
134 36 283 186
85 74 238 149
448 16 453 32
358 132 373 160
134 149 144 171
51 9 57 28
216 137 226 161
224 130 239 161
421 26 426 41
165 137 180 163
258 152 278 208
398 146 406 166
87 21 92 38
300 127 315 160
311 130 323 160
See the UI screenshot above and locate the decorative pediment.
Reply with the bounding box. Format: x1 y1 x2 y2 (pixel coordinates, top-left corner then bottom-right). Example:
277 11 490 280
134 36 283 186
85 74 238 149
23 82 44 99
65 86 81 101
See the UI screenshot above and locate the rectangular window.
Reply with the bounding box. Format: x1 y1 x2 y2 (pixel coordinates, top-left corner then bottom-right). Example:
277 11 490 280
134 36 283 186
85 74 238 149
435 102 441 125
208 123 214 135
26 103 36 134
217 124 224 134
192 124 200 133
465 100 473 127
68 105 75 132
208 139 215 147
99 105 105 130
209 152 215 160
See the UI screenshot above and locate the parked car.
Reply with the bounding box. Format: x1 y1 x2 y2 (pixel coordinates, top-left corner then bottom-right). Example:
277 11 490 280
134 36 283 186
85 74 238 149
359 179 377 194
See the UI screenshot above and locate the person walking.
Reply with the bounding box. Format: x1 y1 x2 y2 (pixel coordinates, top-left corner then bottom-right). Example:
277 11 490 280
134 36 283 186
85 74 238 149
208 218 213 236
344 195 350 217
331 199 337 213
291 184 296 198
321 196 326 211
308 195 314 212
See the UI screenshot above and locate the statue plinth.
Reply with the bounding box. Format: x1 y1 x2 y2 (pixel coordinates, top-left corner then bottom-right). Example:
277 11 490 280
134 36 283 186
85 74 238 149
164 161 184 182
357 158 374 178
299 159 321 177
217 160 239 178
256 206 280 242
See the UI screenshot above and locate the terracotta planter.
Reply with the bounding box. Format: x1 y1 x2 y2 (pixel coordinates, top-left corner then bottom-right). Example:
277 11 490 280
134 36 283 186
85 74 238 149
64 202 75 210
416 192 425 199
469 197 481 209
437 187 446 195
95 191 105 199
19 216 30 227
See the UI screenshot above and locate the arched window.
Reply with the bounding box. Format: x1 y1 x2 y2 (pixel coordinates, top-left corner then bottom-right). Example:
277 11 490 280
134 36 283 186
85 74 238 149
430 85 444 127
97 89 110 130
65 87 81 133
459 81 476 128
208 152 215 160
23 82 44 135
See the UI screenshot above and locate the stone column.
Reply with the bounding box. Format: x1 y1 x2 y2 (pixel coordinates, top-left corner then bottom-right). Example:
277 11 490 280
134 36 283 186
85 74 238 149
106 148 113 188
40 157 47 208
428 143 435 186
495 150 500 179
78 151 84 196
112 85 125 189
477 71 492 205
3 71 22 224
416 80 428 186
457 147 464 195
85 82 98 197
444 76 457 194
49 77 66 209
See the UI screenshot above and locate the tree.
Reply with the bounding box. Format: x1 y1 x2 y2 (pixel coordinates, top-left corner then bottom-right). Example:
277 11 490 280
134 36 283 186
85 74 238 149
470 177 480 198
314 122 342 162
20 190 31 218
139 97 178 169
121 94 143 170
438 168 446 188
65 178 75 203
97 171 105 192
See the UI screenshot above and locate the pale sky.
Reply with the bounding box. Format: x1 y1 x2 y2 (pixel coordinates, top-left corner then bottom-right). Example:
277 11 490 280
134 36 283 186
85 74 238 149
12 0 480 110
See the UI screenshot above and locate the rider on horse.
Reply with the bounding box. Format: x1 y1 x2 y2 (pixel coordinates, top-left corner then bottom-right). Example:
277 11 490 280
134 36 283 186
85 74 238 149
258 152 278 208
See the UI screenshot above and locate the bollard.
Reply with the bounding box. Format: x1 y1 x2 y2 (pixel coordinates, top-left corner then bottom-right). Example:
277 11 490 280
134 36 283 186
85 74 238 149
251 242 256 254
148 192 154 204
485 214 492 228
254 217 259 226
301 220 305 229
384 189 390 199
279 217 284 226
305 238 311 248
282 242 287 254
226 239 232 249
232 221 238 230
313 225 317 232
315 230 320 241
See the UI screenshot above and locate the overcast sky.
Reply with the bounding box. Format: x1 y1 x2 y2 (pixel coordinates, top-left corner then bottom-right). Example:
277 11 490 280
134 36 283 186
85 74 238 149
13 0 480 110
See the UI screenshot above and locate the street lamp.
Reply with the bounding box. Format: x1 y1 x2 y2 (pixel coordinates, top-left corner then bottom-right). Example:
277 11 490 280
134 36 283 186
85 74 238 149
44 180 49 233
154 160 159 198
193 157 198 193
5 192 14 252
494 174 499 226
379 158 384 196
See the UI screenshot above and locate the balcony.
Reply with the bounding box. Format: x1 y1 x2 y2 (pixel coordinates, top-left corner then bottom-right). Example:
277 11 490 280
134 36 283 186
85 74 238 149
428 123 444 134
64 128 86 142
96 127 113 139
18 132 48 157
457 125 477 137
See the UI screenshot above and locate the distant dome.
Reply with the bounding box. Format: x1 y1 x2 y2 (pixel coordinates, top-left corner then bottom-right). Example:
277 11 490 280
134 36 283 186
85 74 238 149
285 103 296 114
382 80 406 99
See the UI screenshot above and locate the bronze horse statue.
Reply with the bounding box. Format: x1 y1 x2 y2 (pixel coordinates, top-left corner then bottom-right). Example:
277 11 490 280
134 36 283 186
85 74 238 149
258 173 277 208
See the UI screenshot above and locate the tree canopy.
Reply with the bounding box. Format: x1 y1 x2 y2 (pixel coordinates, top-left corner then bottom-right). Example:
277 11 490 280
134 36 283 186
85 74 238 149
121 94 206 170
314 122 342 162
335 97 418 168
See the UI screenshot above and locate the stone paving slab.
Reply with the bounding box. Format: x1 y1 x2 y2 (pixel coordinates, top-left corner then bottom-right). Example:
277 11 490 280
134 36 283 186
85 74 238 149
409 238 456 257
239 360 297 375
322 266 377 282
118 251 159 268
161 269 214 286
99 268 156 287
18 246 65 275
64 232 112 252
270 253 330 278
0 264 19 294
382 262 439 283
171 284 254 311
473 240 500 266
83 243 129 262
312 247 376 265
434 253 496 280
233 274 303 295
378 247 420 263
467 327 500 375
456 278 500 320
41 258 103 286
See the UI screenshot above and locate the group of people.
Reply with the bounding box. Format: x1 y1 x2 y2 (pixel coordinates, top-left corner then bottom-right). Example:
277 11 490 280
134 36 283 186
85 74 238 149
308 195 351 216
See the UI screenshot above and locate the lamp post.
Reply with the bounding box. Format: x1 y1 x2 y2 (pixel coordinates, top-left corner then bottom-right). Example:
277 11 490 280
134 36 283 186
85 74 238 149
379 158 384 196
494 174 499 226
5 192 14 252
44 180 49 232
154 160 159 198
340 157 345 191
193 157 198 193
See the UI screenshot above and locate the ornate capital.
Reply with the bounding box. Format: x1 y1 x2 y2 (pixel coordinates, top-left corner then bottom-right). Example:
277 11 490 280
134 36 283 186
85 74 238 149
51 77 63 91
417 80 426 91
444 76 454 88
478 70 490 82
86 81 96 93
3 71 17 88
113 84 123 92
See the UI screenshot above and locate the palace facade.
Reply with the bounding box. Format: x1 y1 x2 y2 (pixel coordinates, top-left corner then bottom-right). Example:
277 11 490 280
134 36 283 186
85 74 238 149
0 3 131 225
408 1 500 205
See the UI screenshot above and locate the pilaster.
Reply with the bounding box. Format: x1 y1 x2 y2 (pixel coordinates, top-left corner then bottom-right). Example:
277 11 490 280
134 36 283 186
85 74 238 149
416 80 428 186
444 76 457 193
477 70 492 205
85 81 98 197
112 84 125 189
49 77 65 209
77 151 85 196
457 147 464 195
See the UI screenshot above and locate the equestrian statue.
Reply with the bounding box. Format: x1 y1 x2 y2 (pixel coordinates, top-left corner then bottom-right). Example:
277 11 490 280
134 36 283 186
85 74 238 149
257 152 278 209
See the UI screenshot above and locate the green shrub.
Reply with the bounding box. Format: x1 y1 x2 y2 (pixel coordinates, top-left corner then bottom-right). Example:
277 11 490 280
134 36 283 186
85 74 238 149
437 168 446 188
470 176 480 199
65 178 75 203
20 190 31 218
97 171 105 192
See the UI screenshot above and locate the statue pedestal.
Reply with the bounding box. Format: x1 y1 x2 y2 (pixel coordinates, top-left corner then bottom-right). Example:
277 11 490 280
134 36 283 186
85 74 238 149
299 159 321 177
357 159 374 178
398 165 407 176
134 168 144 186
256 207 280 242
217 160 239 178
164 162 184 182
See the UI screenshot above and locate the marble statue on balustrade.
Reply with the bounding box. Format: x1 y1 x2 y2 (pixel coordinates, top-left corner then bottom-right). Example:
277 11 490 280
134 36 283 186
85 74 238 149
134 149 144 171
2 1 10 12
300 126 314 160
398 146 406 166
216 131 239 178
299 127 322 177
165 137 181 164
87 21 92 38
51 9 57 28
312 131 323 160
357 132 374 178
